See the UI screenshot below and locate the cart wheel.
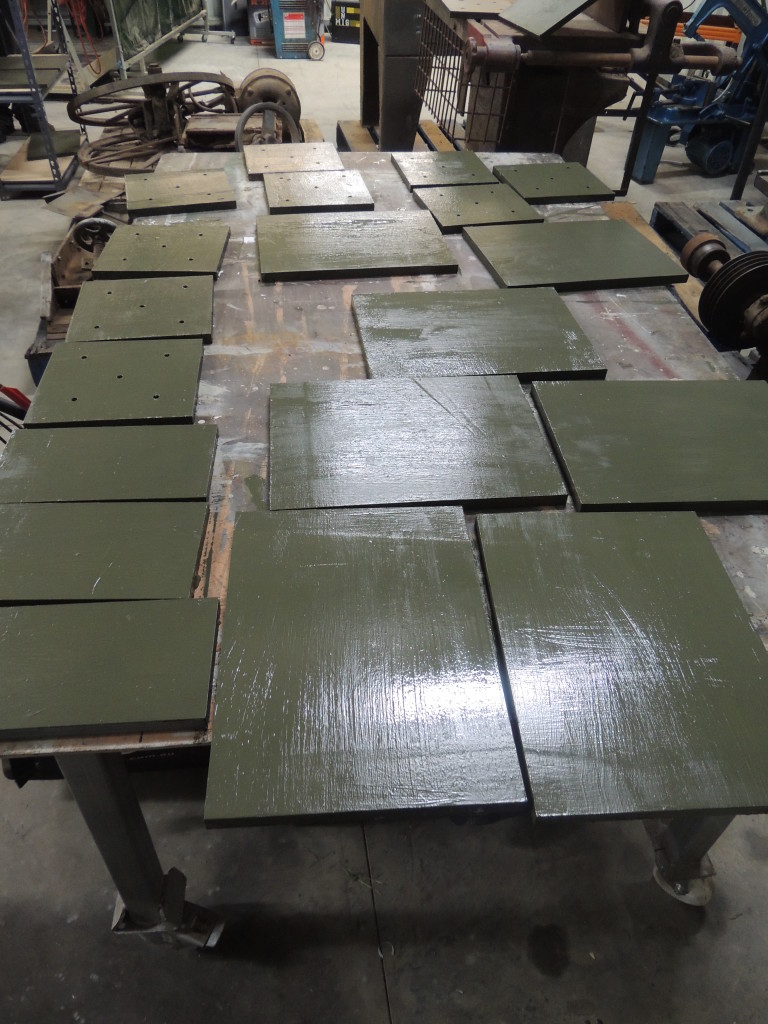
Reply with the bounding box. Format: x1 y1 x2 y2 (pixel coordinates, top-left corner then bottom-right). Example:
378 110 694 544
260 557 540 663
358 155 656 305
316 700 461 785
307 40 325 61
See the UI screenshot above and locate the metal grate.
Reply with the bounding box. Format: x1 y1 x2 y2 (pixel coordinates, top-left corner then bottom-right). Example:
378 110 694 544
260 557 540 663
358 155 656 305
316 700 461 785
415 4 513 148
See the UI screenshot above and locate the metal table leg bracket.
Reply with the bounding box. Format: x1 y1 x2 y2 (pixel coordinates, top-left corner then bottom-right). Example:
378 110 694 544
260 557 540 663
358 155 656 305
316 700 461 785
57 752 224 948
645 814 734 906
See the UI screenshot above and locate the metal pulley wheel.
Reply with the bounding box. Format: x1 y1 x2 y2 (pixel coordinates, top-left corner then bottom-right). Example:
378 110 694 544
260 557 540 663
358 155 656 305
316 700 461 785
235 101 303 149
235 69 301 124
67 72 237 130
699 252 768 349
681 230 768 353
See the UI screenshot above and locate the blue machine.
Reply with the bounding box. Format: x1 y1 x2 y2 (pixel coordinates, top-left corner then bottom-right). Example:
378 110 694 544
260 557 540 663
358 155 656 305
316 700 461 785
270 0 325 59
632 0 768 183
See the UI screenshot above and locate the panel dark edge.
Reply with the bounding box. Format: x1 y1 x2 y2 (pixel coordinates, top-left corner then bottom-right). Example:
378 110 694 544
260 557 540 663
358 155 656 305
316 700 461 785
0 598 220 740
260 260 460 283
128 196 237 217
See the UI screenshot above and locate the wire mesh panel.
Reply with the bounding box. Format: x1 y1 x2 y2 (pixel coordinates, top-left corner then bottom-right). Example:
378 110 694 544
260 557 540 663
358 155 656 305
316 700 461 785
415 5 514 148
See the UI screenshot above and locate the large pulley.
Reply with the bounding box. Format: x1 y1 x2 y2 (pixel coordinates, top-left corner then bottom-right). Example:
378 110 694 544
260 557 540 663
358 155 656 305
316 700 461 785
67 71 238 174
681 231 768 378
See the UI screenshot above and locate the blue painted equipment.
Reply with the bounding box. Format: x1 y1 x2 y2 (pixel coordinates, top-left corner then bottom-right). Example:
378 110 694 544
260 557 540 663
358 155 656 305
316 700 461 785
269 0 325 59
632 0 768 183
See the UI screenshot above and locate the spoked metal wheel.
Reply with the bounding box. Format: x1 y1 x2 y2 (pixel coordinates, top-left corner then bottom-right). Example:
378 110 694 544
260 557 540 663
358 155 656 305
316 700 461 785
67 72 237 134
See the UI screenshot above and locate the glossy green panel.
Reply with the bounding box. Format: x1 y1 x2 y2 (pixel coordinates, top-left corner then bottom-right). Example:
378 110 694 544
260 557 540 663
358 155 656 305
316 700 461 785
533 380 768 512
0 502 207 603
205 507 526 824
257 211 458 282
244 141 344 180
391 151 497 190
463 220 688 290
352 287 606 380
493 161 614 203
413 183 542 232
478 511 768 818
66 276 214 343
264 169 374 213
125 170 236 215
0 424 217 503
269 376 566 510
0 599 218 739
26 339 203 427
92 223 230 278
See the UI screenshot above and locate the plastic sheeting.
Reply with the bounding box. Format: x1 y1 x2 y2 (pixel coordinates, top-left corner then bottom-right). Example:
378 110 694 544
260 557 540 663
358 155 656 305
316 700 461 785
110 0 204 62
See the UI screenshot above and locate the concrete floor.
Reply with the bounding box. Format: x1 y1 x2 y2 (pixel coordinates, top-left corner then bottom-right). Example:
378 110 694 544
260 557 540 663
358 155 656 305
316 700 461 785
1 32 768 1024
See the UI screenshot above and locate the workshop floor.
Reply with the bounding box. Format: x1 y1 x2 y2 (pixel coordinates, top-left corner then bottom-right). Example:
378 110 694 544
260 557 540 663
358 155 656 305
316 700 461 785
1 35 768 1024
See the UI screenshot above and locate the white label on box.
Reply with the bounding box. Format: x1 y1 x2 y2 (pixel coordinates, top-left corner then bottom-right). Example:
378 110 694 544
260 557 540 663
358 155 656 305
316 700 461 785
283 11 305 37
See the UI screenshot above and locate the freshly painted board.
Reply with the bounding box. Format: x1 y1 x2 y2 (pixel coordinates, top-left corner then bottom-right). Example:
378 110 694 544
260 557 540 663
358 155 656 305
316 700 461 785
413 182 542 232
205 507 526 825
499 0 597 37
92 223 230 278
352 287 606 380
25 339 203 427
391 150 497 190
0 599 218 739
124 170 236 215
493 161 614 203
269 376 566 509
0 424 217 503
66 276 215 344
463 220 688 290
244 141 344 180
477 511 768 819
264 169 374 213
532 380 768 512
0 502 207 603
257 210 458 282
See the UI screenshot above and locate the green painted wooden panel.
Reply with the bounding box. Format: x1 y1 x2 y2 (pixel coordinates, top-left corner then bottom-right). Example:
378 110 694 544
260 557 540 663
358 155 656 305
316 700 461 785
493 162 614 203
0 599 218 739
25 339 203 427
463 220 688 290
205 507 526 824
499 0 597 37
66 276 214 343
257 211 458 282
413 183 542 232
478 511 768 818
269 376 566 509
244 141 344 180
532 380 768 512
264 169 374 213
124 170 236 215
391 151 497 190
0 502 207 603
352 287 606 380
0 424 218 503
92 223 230 278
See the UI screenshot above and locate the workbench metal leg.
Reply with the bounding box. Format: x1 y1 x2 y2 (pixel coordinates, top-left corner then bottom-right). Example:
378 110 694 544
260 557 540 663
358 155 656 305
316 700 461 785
645 814 734 905
57 753 223 948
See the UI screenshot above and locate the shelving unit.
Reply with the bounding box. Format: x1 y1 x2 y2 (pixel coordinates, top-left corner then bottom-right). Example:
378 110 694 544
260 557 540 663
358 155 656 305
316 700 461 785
0 0 83 198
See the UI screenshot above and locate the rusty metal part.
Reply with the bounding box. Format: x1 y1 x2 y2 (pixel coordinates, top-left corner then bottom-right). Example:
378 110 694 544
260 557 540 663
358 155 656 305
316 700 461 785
681 231 768 368
680 232 730 279
235 68 301 123
463 10 737 76
67 72 237 137
235 102 303 149
77 131 174 176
